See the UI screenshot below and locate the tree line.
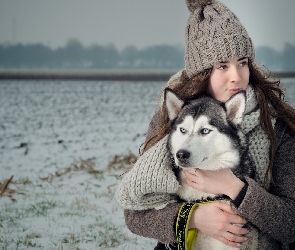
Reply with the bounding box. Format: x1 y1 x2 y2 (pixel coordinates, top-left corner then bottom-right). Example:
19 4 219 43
0 39 294 71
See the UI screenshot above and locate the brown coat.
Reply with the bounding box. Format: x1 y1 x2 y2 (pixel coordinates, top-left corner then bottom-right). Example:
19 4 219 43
124 110 295 248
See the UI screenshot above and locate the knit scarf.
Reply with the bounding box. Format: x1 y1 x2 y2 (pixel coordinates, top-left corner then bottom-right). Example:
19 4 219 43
115 86 276 210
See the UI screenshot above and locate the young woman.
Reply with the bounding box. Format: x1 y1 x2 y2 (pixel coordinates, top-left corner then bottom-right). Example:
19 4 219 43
116 0 295 249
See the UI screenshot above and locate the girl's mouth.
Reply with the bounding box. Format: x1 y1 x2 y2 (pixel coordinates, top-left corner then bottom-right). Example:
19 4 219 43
229 88 242 94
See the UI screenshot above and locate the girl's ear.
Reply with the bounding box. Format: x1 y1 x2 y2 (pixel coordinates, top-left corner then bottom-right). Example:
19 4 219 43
225 91 246 125
164 88 184 121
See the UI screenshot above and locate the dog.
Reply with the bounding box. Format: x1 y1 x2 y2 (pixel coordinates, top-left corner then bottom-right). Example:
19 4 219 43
164 88 257 250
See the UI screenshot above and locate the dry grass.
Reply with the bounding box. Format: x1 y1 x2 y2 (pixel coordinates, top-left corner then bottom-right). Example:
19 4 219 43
0 176 29 201
0 160 102 201
0 153 137 201
107 151 137 172
39 160 102 182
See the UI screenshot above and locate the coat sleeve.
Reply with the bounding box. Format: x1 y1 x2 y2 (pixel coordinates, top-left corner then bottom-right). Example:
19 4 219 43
124 202 182 243
232 120 295 243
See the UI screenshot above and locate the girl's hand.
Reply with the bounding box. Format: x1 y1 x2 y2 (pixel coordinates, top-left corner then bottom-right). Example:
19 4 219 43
183 168 245 200
189 201 249 247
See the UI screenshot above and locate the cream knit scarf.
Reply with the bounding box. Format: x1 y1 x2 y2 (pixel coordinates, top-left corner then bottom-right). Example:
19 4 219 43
115 86 276 210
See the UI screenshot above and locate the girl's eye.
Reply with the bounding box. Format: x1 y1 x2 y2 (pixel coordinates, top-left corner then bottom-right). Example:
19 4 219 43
217 64 227 70
239 61 248 67
200 128 211 135
180 127 186 134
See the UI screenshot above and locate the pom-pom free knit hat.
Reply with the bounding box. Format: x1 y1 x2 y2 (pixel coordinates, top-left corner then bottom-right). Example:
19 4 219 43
185 0 255 78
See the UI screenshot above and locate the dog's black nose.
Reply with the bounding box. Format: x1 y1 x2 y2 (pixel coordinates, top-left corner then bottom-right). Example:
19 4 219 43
176 150 190 161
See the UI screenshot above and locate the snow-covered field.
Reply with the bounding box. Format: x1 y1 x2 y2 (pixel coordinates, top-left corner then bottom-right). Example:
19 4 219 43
0 80 165 177
0 80 164 249
0 78 294 249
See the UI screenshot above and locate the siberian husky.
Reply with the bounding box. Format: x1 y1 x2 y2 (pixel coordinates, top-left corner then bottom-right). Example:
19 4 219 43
165 88 256 250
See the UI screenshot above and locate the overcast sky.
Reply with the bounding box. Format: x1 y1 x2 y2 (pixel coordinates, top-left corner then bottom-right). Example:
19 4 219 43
1 0 294 51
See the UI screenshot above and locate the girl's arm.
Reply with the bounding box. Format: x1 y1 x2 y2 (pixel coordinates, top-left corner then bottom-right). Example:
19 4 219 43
124 203 182 243
184 120 295 242
124 200 248 247
233 120 295 242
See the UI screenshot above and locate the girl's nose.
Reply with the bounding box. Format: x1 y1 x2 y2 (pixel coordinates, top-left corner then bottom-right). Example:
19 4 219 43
230 67 242 83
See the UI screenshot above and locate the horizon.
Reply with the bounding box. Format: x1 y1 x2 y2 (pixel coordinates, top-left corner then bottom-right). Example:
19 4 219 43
1 39 294 53
1 41 295 75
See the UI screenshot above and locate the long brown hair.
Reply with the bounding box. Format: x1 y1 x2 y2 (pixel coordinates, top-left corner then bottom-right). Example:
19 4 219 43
141 61 295 187
248 61 295 185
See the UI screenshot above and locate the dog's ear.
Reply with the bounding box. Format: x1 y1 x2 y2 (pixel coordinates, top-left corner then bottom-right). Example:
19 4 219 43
225 91 246 125
164 88 184 120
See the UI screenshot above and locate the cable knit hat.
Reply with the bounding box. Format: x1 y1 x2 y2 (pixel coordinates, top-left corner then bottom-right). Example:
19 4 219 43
185 0 255 78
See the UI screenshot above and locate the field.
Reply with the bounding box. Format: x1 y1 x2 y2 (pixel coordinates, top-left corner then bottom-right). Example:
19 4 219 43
0 155 156 250
0 80 163 250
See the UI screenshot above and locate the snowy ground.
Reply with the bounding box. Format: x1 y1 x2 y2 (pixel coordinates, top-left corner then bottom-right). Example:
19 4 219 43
0 80 163 249
0 78 294 249
0 158 157 250
0 80 164 179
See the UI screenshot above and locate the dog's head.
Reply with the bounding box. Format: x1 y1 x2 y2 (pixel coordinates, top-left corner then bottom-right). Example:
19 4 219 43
165 88 246 170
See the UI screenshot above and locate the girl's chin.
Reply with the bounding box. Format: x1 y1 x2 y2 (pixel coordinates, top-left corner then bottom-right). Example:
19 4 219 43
216 94 232 103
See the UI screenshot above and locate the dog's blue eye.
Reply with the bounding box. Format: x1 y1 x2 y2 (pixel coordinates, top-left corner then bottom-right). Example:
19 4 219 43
180 127 186 134
201 128 211 134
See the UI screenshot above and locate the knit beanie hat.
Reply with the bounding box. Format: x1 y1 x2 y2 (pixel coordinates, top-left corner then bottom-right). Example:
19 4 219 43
185 0 255 78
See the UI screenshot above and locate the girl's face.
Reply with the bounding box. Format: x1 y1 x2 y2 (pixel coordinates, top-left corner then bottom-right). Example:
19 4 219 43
208 57 250 102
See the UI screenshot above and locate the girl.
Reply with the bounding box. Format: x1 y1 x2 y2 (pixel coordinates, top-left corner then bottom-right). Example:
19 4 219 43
116 0 295 249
